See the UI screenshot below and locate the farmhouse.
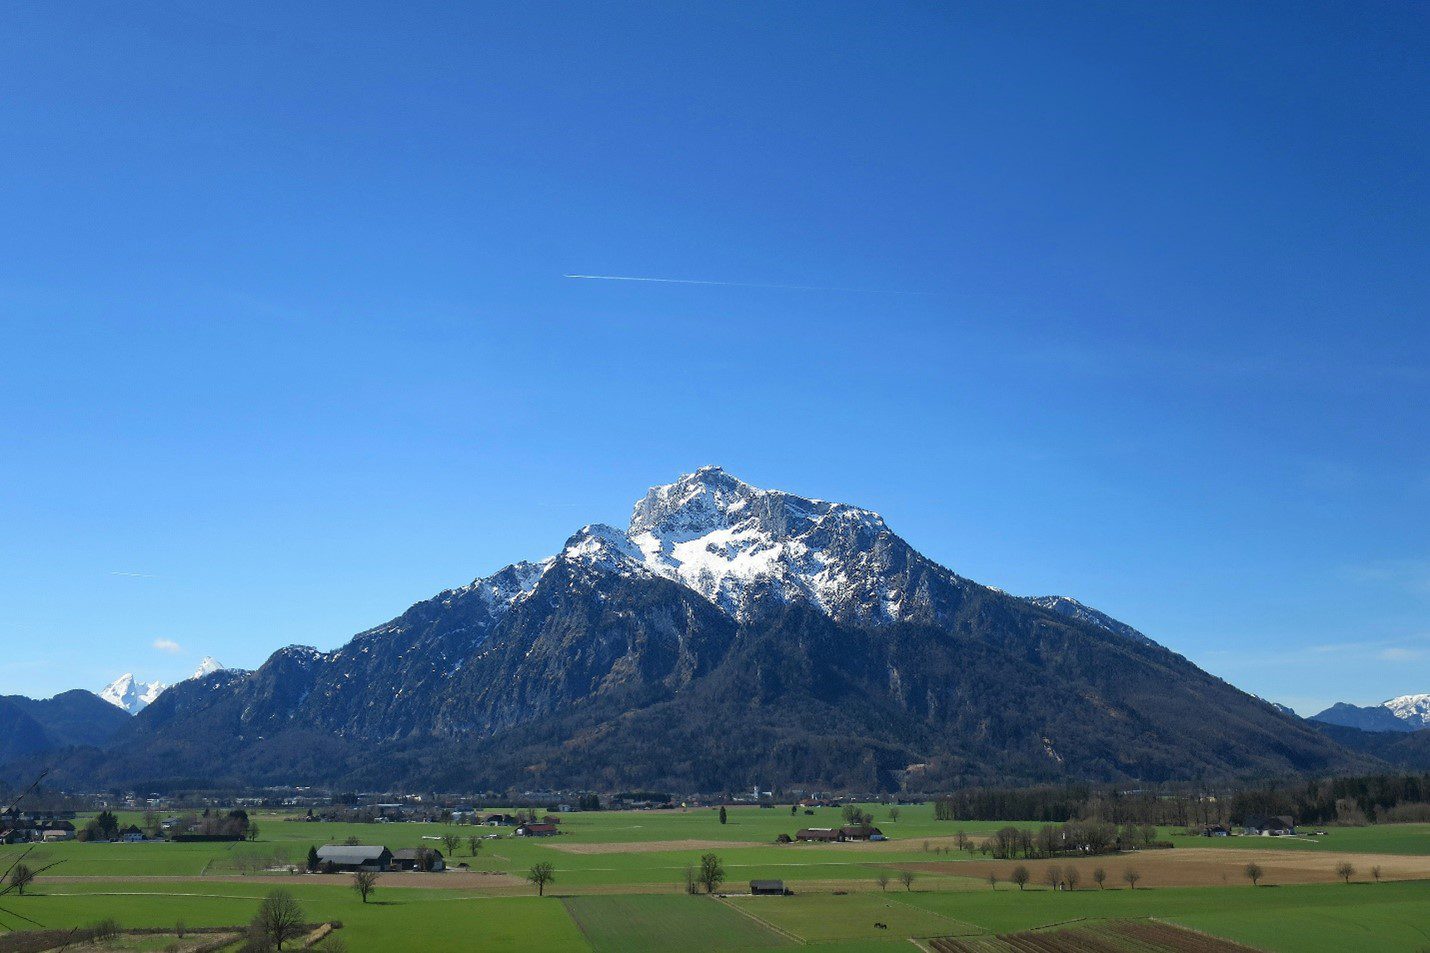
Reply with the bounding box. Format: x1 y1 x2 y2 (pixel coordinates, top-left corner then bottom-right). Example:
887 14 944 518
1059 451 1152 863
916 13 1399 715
120 825 146 842
840 825 885 841
482 813 515 826
1200 824 1230 837
1242 815 1296 836
796 828 842 843
749 880 789 895
42 828 75 842
391 848 446 872
515 822 558 837
316 845 393 872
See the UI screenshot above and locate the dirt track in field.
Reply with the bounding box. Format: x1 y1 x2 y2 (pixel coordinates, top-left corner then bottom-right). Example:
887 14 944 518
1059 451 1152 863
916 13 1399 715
544 838 765 854
893 847 1430 887
39 870 527 889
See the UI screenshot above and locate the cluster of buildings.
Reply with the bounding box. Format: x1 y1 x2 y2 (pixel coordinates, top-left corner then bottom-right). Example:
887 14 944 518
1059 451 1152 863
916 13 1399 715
1198 816 1298 837
0 809 77 844
792 825 886 843
314 845 448 873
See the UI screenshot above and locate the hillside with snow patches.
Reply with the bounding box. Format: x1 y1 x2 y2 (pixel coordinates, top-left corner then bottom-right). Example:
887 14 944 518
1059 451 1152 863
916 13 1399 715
444 467 1130 637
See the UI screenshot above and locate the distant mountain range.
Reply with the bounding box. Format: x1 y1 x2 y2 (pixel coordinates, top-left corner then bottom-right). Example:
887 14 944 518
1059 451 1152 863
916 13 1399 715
1310 695 1430 733
7 467 1378 794
98 657 226 714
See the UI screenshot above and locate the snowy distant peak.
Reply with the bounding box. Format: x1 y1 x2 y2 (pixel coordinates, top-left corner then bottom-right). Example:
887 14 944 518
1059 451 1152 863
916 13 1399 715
1311 694 1430 732
100 658 227 713
98 673 166 715
1025 595 1157 647
1383 694 1430 728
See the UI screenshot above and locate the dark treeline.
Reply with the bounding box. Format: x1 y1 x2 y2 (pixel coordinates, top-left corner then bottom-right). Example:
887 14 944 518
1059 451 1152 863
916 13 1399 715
935 774 1430 826
1230 774 1430 825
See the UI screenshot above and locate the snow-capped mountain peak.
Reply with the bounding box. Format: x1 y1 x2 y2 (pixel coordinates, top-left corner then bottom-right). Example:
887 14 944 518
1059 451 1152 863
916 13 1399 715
623 467 942 624
100 658 228 714
1382 694 1430 728
99 673 166 715
560 523 649 574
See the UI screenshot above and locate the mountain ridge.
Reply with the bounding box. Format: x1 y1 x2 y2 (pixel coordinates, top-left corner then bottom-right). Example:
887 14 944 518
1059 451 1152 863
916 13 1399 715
1312 695 1430 733
11 468 1368 792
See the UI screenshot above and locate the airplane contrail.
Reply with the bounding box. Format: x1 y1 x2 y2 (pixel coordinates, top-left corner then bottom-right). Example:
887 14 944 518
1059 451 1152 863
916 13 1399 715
563 274 932 295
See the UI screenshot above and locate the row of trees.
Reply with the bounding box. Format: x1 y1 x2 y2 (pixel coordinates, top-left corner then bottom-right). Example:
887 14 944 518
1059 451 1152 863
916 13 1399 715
933 774 1430 828
999 864 1138 890
976 821 1158 859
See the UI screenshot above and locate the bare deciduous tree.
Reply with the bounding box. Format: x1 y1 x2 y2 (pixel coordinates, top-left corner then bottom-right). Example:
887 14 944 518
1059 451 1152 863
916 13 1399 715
875 874 889 892
1064 867 1081 891
1123 868 1141 890
527 862 555 896
1093 867 1107 890
1244 862 1263 887
1012 865 1030 891
899 870 916 892
256 890 306 950
8 864 34 896
352 871 379 903
1335 862 1355 884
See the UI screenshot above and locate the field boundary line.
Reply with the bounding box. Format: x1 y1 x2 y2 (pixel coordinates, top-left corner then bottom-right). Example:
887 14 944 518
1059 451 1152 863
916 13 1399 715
1149 916 1269 952
714 895 806 944
40 891 265 900
1027 916 1088 932
557 896 600 951
884 893 986 935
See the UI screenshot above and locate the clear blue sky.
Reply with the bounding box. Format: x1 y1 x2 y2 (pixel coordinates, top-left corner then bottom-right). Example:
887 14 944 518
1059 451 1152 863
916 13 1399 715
2 2 1425 714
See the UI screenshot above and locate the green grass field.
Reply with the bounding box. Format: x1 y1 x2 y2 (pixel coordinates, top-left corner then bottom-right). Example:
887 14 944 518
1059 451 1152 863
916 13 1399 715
2 806 1427 951
564 894 791 952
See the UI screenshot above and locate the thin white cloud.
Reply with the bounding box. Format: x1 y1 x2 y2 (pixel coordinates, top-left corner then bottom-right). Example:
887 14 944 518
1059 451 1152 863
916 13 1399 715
1377 647 1428 662
1342 560 1430 597
563 274 932 295
110 571 157 578
1309 634 1430 655
153 638 182 654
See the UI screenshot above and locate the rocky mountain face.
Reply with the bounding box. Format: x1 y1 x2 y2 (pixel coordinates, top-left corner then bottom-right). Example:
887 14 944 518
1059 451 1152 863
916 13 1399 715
1312 695 1430 733
0 691 131 763
1023 596 1157 646
29 468 1367 792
